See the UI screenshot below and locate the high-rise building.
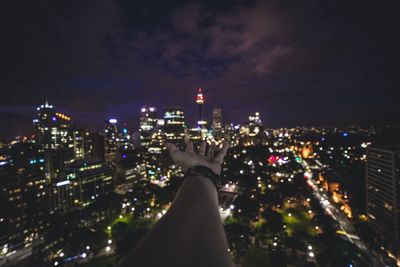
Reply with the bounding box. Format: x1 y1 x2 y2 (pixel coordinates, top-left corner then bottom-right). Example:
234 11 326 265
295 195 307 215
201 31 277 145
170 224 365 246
212 108 222 130
366 145 400 261
84 131 105 161
73 130 85 160
163 107 186 146
140 106 158 149
33 101 74 180
240 112 264 146
119 123 135 151
188 127 202 143
212 108 223 139
33 101 55 149
0 140 48 252
115 149 147 185
149 127 165 154
73 130 105 161
34 101 73 150
50 160 114 212
104 119 118 161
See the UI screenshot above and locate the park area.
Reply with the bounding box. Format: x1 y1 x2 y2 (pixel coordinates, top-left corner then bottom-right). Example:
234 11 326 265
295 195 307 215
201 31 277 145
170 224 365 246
279 208 316 238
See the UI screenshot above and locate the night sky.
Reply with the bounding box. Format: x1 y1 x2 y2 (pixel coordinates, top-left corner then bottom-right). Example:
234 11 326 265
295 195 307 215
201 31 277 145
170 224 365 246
1 0 399 138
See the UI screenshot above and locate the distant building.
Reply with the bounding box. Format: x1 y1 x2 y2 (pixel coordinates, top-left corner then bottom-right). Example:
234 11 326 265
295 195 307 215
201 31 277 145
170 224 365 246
212 108 223 139
0 141 48 251
212 108 222 131
224 123 240 147
366 145 400 261
50 160 114 212
73 130 85 160
115 149 147 184
84 131 105 161
73 130 105 161
140 106 158 149
163 107 186 146
189 127 202 143
240 112 264 146
119 123 135 151
33 101 74 180
104 119 119 161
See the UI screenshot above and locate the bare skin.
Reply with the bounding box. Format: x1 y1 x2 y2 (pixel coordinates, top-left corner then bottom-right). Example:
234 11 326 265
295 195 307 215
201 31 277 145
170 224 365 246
118 141 235 267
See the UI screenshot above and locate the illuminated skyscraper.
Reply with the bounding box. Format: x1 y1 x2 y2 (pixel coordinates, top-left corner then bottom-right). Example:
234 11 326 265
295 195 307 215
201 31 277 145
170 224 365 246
240 112 264 145
83 131 105 161
50 160 114 211
104 119 118 161
366 145 400 261
0 140 48 250
212 108 222 130
73 129 105 161
163 107 186 145
33 101 74 180
73 130 85 160
33 100 55 149
33 101 73 151
212 108 223 139
140 106 158 149
119 123 134 151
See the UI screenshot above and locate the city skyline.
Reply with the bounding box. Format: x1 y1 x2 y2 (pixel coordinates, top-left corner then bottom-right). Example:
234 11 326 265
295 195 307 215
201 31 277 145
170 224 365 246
1 0 400 138
1 1 400 265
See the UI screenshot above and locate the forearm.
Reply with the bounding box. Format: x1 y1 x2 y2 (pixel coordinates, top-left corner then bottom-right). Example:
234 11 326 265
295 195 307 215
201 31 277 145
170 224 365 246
118 175 234 267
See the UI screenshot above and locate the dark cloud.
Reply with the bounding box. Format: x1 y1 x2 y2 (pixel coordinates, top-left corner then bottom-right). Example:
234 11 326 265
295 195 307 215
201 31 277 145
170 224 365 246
0 0 399 138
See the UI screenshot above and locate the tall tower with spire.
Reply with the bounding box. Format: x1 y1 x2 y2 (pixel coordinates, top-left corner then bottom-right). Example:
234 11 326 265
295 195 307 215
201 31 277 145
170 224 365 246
196 88 206 126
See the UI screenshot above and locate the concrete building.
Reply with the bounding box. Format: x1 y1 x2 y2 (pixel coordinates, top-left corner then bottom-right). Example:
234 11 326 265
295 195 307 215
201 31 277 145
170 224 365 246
366 145 400 261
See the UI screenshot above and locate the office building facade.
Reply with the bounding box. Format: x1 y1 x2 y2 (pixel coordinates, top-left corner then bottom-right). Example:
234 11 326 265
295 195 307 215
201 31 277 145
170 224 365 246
366 145 400 260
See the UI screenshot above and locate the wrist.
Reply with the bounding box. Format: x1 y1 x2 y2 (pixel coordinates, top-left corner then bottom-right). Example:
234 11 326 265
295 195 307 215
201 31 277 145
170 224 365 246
184 165 221 189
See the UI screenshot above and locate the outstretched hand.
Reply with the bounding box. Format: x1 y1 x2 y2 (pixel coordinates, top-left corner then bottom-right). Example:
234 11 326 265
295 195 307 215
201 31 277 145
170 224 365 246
166 141 229 175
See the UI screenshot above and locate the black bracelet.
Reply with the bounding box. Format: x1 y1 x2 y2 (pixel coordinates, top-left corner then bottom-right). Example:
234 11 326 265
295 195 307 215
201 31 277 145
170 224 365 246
184 165 221 189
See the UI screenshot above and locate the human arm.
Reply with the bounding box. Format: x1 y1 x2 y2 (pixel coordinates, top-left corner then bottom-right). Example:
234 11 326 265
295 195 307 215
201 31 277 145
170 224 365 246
117 141 235 267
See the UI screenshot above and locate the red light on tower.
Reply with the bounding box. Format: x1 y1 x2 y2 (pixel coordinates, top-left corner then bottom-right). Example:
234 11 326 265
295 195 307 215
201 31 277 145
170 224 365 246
196 88 204 104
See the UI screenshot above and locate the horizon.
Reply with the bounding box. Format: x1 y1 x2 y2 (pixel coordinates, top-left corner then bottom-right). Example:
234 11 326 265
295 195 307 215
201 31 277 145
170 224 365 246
2 97 399 140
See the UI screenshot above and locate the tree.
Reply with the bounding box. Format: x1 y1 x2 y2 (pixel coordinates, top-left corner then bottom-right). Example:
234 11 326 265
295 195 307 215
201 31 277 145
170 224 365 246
233 195 259 222
262 209 284 234
243 247 271 267
225 222 253 261
112 222 130 242
116 228 148 256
